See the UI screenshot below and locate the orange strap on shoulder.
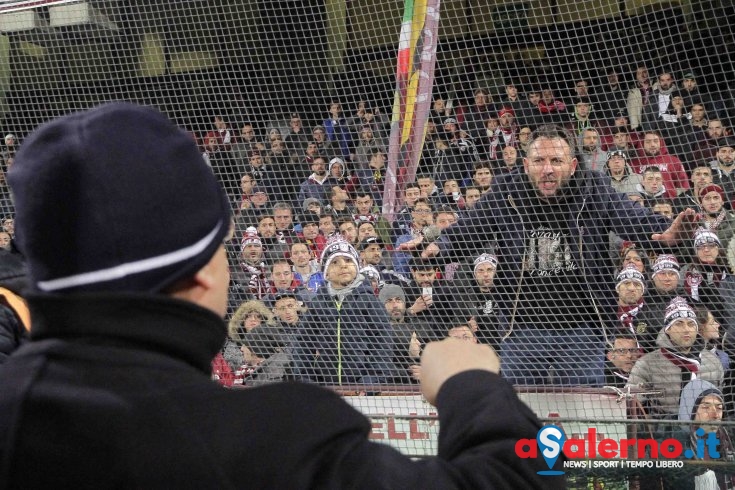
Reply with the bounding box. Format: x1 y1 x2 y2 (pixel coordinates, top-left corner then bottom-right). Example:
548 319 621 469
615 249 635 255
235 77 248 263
0 287 31 332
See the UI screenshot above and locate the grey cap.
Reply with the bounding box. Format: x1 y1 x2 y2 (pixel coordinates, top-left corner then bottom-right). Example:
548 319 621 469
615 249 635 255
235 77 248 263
379 284 405 304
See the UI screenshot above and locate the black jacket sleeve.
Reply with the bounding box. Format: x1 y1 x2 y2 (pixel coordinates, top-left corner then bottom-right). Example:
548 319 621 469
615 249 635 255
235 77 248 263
330 370 566 489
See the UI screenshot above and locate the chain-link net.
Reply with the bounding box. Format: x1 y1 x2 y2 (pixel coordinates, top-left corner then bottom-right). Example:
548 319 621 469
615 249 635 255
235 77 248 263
2 0 735 482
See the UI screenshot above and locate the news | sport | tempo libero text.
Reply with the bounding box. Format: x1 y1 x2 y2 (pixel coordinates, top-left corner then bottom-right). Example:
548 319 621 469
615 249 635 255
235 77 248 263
515 427 723 461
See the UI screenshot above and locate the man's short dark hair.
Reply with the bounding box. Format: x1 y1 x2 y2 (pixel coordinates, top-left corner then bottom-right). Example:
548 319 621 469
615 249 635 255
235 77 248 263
612 127 629 135
354 188 372 199
412 197 432 209
409 256 438 271
434 205 457 219
530 125 576 156
473 161 492 173
271 258 292 271
405 182 421 193
357 220 375 231
257 211 275 223
609 334 638 347
652 199 673 208
643 166 661 176
337 217 356 228
416 173 433 182
464 186 480 196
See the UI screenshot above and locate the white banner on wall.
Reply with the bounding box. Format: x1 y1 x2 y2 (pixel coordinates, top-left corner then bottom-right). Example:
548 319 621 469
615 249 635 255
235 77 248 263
345 392 628 457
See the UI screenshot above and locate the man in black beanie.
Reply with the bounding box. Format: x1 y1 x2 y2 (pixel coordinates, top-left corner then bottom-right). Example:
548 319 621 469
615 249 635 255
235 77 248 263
0 103 561 488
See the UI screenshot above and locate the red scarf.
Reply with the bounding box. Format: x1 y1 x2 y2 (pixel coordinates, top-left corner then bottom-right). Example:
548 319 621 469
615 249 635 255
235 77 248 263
685 262 726 300
660 348 700 380
618 299 644 332
488 127 517 160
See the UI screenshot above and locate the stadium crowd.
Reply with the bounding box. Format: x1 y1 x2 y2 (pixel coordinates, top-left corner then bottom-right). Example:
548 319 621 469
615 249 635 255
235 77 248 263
3 66 735 418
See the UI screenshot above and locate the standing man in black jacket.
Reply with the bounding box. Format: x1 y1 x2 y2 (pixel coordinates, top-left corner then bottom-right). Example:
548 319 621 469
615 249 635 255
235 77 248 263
422 124 695 386
0 103 561 488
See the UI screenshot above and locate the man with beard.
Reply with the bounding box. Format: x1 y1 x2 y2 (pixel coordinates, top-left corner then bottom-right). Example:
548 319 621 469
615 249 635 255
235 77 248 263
472 161 493 196
379 284 435 381
249 212 286 264
577 128 607 172
698 184 735 251
422 124 692 386
605 335 642 387
641 71 689 158
402 257 440 326
693 119 729 166
632 132 689 197
708 137 735 205
359 236 407 288
298 156 331 204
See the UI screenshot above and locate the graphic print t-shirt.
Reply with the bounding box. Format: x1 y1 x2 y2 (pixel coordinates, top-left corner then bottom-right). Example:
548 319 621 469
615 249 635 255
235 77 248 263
517 194 595 329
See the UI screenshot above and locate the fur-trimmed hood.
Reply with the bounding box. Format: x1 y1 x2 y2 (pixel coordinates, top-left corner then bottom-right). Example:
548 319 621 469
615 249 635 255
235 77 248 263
228 299 276 341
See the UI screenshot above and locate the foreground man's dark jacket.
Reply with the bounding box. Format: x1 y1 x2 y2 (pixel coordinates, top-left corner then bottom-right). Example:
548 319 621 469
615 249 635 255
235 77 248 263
0 294 563 489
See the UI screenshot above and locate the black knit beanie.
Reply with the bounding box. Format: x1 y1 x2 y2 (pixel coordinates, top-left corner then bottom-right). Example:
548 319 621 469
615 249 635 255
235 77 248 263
8 103 231 293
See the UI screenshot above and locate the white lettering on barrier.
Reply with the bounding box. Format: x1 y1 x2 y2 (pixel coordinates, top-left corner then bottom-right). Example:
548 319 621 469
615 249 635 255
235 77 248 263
344 392 627 457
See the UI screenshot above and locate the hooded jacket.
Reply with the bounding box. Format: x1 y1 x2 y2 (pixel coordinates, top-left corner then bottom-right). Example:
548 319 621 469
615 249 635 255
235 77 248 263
653 380 735 490
626 328 723 417
605 158 642 196
440 169 670 339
